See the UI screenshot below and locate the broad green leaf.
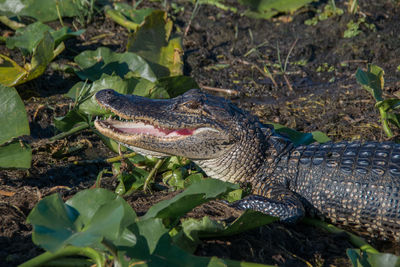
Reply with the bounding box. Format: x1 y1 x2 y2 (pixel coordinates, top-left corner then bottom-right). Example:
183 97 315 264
162 167 187 189
0 0 82 22
27 194 81 252
114 164 149 195
356 64 384 102
347 249 400 267
6 22 83 55
183 172 205 188
127 10 183 78
136 218 169 253
0 85 30 144
150 75 199 99
0 140 31 169
270 123 331 145
0 31 58 86
74 47 157 82
239 0 314 19
29 31 55 79
68 74 150 115
201 210 277 237
375 99 400 112
119 229 272 267
54 109 87 132
141 179 238 221
94 129 128 154
113 4 153 24
106 4 154 31
175 210 277 253
0 54 27 86
27 189 137 253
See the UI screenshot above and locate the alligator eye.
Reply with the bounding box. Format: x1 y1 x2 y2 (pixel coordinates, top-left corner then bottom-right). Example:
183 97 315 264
183 100 201 110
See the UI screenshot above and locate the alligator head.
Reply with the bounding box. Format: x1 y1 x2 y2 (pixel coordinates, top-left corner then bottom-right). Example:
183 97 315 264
94 89 270 182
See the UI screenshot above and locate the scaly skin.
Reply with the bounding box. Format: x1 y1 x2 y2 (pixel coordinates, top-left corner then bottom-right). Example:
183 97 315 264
94 89 400 240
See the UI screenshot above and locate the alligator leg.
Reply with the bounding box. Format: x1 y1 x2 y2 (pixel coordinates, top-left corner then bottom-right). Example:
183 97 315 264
229 187 305 223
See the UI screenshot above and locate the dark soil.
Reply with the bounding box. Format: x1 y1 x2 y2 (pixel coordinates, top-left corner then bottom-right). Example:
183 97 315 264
1 1 400 266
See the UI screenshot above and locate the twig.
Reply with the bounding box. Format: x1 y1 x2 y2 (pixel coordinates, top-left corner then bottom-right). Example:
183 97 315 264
0 16 25 30
184 0 201 37
283 38 298 73
143 158 165 192
283 74 294 91
200 84 239 96
237 59 278 88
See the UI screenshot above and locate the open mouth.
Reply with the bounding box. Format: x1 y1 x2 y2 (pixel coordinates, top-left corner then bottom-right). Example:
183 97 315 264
95 118 197 139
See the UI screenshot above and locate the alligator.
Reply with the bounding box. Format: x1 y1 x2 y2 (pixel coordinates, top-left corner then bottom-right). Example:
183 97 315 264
94 89 400 241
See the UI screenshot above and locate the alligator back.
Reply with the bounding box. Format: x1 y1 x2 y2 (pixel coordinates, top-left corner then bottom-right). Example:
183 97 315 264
287 141 400 240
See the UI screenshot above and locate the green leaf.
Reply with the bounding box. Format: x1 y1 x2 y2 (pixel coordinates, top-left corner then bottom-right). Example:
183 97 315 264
173 210 277 254
114 4 153 25
238 0 314 19
29 31 56 79
27 189 137 253
356 64 384 102
347 249 400 267
141 179 238 221
151 75 199 99
127 10 183 78
0 31 59 86
114 164 149 195
74 47 157 82
27 194 81 252
6 22 83 55
0 85 30 144
162 167 187 189
375 99 400 112
0 0 83 22
270 123 331 145
0 54 28 87
68 74 151 115
0 140 31 169
119 229 272 267
54 109 87 132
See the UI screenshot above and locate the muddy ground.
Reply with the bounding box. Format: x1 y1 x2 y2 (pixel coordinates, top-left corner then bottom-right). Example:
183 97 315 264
1 0 400 266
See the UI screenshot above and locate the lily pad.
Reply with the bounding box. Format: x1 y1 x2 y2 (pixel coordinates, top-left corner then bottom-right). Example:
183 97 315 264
127 10 183 78
6 22 83 55
142 179 238 221
0 0 83 22
270 123 331 145
74 47 157 82
0 31 62 87
27 188 137 253
0 85 31 169
239 0 314 19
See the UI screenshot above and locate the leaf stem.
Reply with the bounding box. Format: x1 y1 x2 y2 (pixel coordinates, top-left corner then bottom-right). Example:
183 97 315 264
0 16 25 30
73 152 138 165
18 246 105 267
143 158 165 192
379 107 393 138
104 6 139 31
49 122 91 141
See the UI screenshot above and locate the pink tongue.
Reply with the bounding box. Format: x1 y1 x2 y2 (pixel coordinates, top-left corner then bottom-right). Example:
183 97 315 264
175 129 194 135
